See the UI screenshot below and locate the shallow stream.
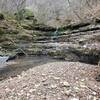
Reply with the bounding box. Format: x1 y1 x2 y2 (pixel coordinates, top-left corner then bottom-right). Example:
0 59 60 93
0 55 60 81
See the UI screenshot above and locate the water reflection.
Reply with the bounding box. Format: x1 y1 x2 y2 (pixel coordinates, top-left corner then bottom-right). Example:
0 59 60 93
0 56 9 69
0 56 60 80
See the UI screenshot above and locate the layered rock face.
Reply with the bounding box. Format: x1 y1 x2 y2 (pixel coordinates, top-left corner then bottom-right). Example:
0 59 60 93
0 17 100 65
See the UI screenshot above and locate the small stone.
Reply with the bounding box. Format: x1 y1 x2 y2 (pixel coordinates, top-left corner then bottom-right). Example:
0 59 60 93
73 86 80 92
92 92 97 96
88 95 93 99
17 75 22 79
68 96 79 100
81 79 85 82
79 82 87 88
34 83 40 88
43 83 48 86
27 93 30 97
61 81 70 87
5 88 11 92
53 76 60 80
22 71 27 76
29 89 35 93
41 95 46 99
50 84 57 89
30 95 35 99
9 77 13 80
17 93 22 96
22 83 27 88
20 90 24 93
37 92 42 95
64 89 71 95
41 78 47 82
75 77 78 80
93 96 98 100
58 97 62 100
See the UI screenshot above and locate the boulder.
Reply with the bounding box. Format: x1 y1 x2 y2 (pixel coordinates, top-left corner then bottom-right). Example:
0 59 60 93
0 13 4 20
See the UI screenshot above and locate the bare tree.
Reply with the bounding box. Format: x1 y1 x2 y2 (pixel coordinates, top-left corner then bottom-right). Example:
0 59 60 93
12 0 26 22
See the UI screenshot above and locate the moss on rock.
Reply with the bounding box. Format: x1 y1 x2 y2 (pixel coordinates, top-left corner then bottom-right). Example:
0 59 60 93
1 41 17 50
0 28 19 35
17 33 33 41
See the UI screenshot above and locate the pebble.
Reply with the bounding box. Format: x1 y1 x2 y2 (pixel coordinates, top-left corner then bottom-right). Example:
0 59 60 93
92 91 97 96
64 89 71 95
5 88 11 92
57 97 62 100
53 76 60 80
27 93 30 97
41 73 46 76
73 86 80 92
88 95 97 100
17 93 22 96
88 95 92 99
29 89 35 93
81 79 85 82
92 96 98 100
43 83 48 86
17 75 22 79
61 81 70 87
50 84 57 89
41 78 47 82
34 83 40 88
20 90 24 93
79 82 87 88
68 96 79 100
22 83 27 88
22 71 27 76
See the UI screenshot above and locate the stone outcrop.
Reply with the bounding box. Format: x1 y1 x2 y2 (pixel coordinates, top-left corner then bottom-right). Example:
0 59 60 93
0 19 100 65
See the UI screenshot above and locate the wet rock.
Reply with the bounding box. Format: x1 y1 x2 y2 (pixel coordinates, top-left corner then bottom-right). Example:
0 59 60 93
0 13 4 20
6 55 16 62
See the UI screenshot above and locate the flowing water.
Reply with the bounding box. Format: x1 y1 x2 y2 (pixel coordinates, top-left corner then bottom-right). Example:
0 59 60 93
0 55 60 81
